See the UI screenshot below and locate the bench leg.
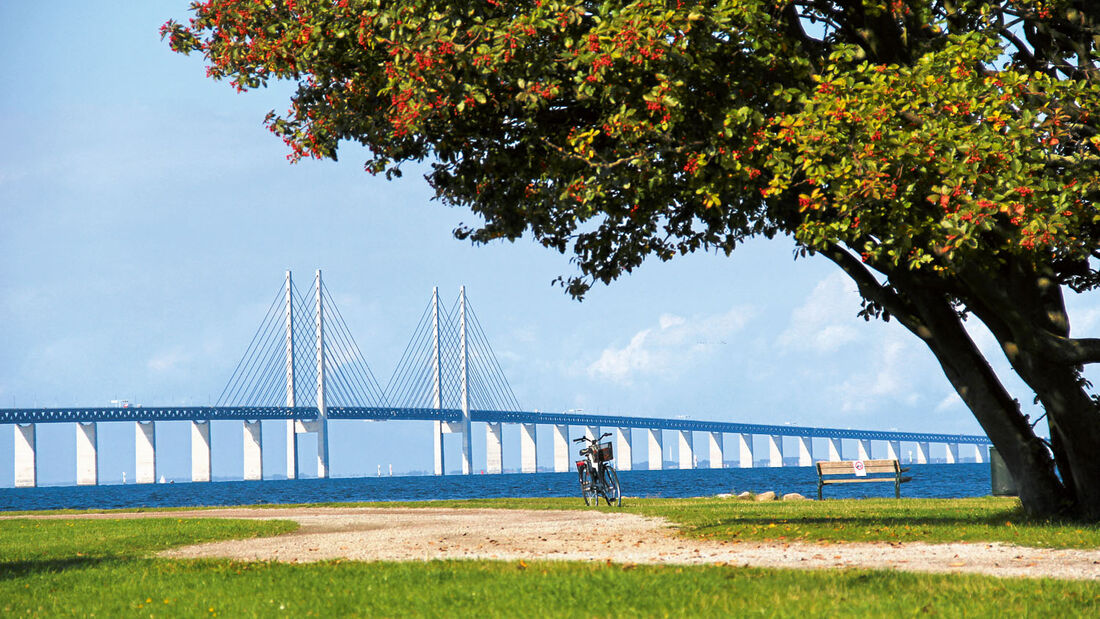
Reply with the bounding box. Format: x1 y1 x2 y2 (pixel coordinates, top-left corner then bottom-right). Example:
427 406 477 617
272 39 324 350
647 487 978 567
817 482 823 501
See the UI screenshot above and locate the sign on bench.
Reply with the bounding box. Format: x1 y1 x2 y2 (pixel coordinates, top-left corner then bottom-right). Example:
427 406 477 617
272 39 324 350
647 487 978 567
816 459 912 500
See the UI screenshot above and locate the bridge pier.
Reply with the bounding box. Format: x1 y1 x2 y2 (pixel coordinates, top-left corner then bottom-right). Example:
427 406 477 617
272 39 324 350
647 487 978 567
856 439 872 461
288 420 300 479
646 428 663 470
945 443 958 464
768 435 783 467
616 428 632 471
553 424 569 472
915 441 929 464
796 436 813 466
191 421 211 482
708 432 723 468
76 422 98 486
14 423 36 488
135 421 156 484
737 433 753 468
520 423 537 473
973 444 986 463
678 430 694 470
886 440 901 462
486 422 503 474
826 437 842 461
243 420 263 481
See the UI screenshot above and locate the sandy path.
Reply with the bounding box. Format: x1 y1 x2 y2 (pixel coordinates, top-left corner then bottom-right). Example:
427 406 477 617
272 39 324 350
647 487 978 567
10 507 1100 580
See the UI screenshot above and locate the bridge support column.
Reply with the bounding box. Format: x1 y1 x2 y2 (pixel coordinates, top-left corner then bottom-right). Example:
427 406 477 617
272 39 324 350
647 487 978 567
583 426 598 442
135 421 156 484
737 433 753 468
826 437 842 461
708 432 723 469
945 443 958 464
76 422 98 486
915 442 929 464
856 439 872 461
520 423 537 473
553 425 569 472
647 429 663 470
191 421 211 482
243 420 263 481
287 421 299 479
678 430 694 470
615 428 632 471
886 440 901 462
796 436 813 466
14 424 36 488
768 435 783 467
486 423 503 474
973 444 986 463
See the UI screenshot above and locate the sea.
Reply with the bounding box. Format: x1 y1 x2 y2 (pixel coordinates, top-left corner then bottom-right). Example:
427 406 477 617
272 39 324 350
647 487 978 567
0 463 993 512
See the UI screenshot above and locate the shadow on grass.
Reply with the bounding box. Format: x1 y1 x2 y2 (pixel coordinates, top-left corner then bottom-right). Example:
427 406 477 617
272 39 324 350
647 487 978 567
0 557 109 580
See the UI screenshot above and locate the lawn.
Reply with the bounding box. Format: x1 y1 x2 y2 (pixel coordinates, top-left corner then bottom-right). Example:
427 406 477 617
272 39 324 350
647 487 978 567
1 499 1099 617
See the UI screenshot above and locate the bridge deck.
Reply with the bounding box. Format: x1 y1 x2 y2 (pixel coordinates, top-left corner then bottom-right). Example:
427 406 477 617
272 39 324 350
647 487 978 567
0 407 989 444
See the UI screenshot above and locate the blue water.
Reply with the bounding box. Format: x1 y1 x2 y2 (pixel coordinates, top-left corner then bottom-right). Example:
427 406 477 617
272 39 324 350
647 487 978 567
0 464 992 512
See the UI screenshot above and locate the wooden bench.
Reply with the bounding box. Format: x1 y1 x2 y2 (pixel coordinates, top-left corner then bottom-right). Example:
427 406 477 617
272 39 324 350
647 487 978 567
816 459 912 500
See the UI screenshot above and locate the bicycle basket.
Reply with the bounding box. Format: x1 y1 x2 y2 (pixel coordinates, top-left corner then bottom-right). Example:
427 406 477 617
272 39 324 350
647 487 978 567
596 443 613 462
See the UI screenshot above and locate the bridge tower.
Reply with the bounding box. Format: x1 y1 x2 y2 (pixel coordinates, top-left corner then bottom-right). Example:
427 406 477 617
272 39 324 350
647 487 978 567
312 269 331 477
285 270 298 479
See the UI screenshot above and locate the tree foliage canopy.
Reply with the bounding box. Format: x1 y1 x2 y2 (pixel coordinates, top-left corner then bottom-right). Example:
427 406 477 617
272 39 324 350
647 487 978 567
166 0 1100 519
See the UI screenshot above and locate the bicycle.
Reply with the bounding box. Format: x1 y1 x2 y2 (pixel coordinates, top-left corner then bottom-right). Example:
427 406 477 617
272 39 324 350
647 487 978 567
573 433 622 507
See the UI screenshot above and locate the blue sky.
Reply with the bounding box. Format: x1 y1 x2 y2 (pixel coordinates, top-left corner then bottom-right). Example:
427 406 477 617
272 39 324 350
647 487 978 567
1 3 1082 485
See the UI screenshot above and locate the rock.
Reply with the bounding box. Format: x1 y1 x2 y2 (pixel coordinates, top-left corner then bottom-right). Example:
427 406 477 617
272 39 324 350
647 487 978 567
782 492 810 501
715 493 734 499
754 491 777 502
737 491 755 500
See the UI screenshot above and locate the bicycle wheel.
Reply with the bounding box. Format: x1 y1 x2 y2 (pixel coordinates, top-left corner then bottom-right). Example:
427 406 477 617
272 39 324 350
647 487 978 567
580 466 598 506
601 466 621 506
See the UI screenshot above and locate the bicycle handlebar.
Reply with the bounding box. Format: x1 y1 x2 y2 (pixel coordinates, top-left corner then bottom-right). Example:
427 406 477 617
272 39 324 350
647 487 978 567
572 433 612 444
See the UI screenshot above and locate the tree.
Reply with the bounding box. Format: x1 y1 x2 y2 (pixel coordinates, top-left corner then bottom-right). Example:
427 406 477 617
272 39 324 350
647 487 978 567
164 1 1100 519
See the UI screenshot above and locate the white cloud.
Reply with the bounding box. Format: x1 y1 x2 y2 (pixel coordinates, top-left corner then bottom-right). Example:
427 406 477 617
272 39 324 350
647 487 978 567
778 272 862 353
147 349 189 373
587 305 755 385
830 332 925 413
935 392 963 412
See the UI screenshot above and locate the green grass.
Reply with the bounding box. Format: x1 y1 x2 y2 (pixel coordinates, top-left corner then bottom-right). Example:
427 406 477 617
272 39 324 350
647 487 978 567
0 517 1097 617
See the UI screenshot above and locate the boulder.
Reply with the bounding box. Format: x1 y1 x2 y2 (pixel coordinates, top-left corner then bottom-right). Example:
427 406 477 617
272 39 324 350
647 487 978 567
715 493 734 499
754 491 778 502
737 491 755 500
782 492 810 501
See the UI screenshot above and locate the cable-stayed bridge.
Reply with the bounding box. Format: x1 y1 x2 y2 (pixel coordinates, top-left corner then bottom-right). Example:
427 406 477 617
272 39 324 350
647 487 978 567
2 271 992 488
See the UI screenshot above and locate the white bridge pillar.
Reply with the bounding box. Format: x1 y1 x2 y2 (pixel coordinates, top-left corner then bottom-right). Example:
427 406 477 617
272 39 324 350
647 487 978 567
135 421 156 484
14 424 36 488
284 270 299 481
678 430 694 469
856 439 872 461
520 423 537 473
486 422 503 474
768 435 783 467
76 422 98 486
314 269 331 479
915 442 929 464
553 424 569 472
945 443 959 464
243 420 263 480
646 428 663 470
886 440 901 462
459 286 472 475
191 421 211 482
737 433 753 468
616 427 632 471
797 436 813 466
708 432 724 469
973 444 986 463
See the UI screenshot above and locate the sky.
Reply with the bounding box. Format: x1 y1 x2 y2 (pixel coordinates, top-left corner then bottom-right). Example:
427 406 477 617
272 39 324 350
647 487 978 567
1 3 1089 485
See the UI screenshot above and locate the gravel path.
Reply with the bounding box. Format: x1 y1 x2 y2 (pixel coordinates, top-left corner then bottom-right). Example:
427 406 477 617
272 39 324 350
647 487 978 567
12 507 1100 580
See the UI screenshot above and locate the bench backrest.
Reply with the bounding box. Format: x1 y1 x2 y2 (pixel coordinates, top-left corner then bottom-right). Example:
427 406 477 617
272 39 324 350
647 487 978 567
817 459 901 476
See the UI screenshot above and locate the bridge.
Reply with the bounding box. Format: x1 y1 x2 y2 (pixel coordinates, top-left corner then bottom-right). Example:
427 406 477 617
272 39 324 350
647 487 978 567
3 271 991 488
